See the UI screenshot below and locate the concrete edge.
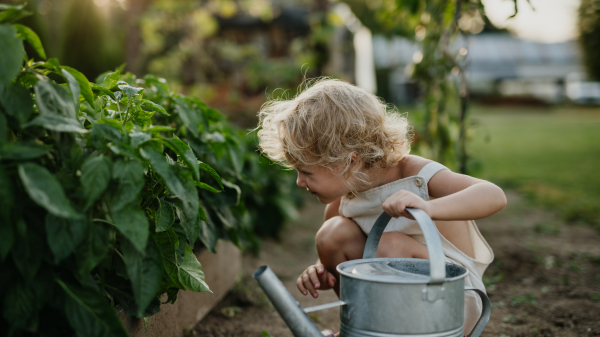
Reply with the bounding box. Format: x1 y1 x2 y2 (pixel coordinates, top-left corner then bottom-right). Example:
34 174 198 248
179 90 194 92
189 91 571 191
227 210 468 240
119 240 242 337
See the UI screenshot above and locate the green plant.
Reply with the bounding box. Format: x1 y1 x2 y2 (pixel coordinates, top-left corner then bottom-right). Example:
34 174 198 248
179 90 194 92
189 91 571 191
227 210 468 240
0 5 299 336
533 222 560 236
579 0 600 81
510 292 536 307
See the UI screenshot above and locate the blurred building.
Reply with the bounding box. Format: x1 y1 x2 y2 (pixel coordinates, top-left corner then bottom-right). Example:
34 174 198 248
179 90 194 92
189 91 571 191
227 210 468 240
373 33 600 104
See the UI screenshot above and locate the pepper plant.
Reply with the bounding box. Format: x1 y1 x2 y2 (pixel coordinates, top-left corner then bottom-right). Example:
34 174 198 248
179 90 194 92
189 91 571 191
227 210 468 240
0 4 299 337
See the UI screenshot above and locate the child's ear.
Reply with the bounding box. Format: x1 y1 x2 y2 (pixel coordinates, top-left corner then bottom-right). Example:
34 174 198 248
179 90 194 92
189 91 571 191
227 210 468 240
349 152 358 166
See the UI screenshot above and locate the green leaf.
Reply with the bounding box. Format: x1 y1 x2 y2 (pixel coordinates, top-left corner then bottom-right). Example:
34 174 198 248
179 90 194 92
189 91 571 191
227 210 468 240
102 70 120 89
18 162 83 219
0 141 48 160
156 199 175 232
81 155 112 209
0 24 24 85
35 79 77 119
13 23 46 59
61 68 80 104
198 203 207 221
148 125 176 133
56 279 129 337
111 159 145 210
122 238 162 317
0 5 31 23
3 283 37 332
133 108 154 129
111 203 149 253
45 213 88 264
178 244 211 293
173 97 201 137
140 145 199 229
76 223 110 278
199 162 224 190
0 113 6 144
62 66 95 107
42 57 60 72
171 222 187 264
172 198 199 246
108 142 137 158
90 83 116 100
12 228 42 282
129 131 151 148
118 84 143 98
141 100 170 116
0 166 14 260
24 113 87 133
91 122 122 149
223 179 241 206
0 83 32 125
194 181 221 193
154 228 183 289
0 219 13 261
163 134 199 180
165 288 178 304
199 220 218 253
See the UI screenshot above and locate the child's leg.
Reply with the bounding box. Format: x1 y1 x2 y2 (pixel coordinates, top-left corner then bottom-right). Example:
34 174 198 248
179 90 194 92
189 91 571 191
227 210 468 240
315 216 428 296
316 216 367 295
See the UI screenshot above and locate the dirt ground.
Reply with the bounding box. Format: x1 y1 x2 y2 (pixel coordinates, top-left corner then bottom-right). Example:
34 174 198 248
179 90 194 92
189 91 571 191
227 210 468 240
189 191 600 337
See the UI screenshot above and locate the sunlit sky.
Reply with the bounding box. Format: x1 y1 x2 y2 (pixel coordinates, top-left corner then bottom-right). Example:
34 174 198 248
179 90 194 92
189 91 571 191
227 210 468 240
482 0 581 43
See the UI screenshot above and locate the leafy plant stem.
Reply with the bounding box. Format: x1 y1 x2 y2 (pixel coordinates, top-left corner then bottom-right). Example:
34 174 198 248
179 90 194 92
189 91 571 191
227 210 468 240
141 184 166 209
112 247 124 261
117 100 122 123
124 98 132 124
93 218 117 227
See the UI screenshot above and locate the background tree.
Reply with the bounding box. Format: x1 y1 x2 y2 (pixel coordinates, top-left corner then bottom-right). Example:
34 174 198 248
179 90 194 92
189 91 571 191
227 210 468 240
579 0 600 81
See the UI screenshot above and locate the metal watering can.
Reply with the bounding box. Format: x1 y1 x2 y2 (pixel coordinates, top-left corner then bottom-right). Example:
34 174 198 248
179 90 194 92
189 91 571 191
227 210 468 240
253 207 491 337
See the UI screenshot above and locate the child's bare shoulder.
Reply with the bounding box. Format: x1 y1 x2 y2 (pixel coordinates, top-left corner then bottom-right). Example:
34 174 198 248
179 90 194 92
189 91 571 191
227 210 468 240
399 155 433 178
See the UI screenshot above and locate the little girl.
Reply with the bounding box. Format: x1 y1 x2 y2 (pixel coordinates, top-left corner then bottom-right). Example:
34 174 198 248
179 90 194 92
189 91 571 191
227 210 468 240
256 79 505 335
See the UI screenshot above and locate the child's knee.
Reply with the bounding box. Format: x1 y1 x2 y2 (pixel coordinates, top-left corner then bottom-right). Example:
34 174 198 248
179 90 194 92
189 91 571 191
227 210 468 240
376 232 428 258
316 216 363 255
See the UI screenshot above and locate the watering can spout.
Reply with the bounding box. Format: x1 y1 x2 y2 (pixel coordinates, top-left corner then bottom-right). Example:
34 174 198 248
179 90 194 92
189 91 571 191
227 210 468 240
253 265 326 337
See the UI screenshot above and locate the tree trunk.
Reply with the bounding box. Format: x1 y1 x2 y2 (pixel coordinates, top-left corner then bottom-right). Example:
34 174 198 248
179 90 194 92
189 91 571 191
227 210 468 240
125 0 152 75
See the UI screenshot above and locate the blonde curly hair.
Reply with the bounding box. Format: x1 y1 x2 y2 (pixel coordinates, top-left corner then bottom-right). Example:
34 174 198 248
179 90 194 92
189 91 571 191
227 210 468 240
256 78 411 191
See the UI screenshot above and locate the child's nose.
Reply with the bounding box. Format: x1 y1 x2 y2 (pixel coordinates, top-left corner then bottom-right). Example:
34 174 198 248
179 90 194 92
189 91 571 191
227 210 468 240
296 173 306 188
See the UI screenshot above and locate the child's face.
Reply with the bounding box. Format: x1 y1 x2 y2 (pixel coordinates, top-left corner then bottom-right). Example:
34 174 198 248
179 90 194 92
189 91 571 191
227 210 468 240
295 164 350 204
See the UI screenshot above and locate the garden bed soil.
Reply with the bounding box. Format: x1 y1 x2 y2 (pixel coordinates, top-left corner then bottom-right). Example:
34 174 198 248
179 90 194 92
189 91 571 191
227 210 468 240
189 191 600 337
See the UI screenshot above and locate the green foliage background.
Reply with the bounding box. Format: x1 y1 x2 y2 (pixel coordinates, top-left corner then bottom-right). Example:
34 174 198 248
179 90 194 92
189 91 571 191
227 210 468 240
579 0 600 81
0 5 299 336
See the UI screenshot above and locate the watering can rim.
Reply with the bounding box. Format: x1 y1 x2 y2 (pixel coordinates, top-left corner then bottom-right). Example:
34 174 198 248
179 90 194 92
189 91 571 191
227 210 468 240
336 257 470 284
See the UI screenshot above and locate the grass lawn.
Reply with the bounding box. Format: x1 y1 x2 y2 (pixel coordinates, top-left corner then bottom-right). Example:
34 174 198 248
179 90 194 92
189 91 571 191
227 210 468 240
468 104 600 226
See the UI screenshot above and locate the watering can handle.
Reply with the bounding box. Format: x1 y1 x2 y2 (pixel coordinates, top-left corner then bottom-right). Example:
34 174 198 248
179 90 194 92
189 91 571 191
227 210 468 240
465 287 491 337
362 208 447 285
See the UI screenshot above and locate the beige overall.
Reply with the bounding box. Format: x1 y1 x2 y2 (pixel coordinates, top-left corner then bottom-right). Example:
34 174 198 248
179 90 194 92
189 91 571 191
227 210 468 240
338 162 494 335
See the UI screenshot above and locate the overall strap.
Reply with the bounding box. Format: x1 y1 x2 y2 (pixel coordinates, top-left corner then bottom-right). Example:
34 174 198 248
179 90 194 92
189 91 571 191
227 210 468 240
417 162 449 185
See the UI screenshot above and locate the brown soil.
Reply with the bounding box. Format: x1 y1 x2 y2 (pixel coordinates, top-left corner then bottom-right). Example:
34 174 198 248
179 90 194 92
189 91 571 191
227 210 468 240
189 191 600 337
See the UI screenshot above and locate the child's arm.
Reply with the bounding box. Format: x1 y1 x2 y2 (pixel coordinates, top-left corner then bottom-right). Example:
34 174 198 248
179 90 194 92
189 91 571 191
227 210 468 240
297 198 342 298
382 169 507 220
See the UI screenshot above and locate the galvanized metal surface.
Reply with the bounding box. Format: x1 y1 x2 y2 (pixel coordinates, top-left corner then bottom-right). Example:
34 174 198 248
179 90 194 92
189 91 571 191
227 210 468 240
362 208 446 284
303 300 346 314
340 323 464 337
339 268 465 334
337 258 467 284
253 266 323 337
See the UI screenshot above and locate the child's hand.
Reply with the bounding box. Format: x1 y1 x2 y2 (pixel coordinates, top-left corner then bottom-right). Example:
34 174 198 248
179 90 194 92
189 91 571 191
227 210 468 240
382 190 432 219
297 264 336 298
